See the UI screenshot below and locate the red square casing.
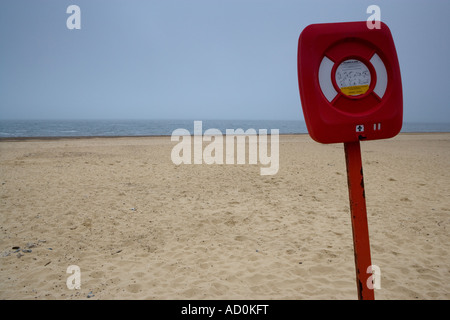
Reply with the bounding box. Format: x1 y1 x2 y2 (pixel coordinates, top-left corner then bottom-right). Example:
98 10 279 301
297 21 402 144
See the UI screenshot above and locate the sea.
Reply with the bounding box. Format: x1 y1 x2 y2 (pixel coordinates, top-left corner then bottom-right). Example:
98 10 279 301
0 119 449 138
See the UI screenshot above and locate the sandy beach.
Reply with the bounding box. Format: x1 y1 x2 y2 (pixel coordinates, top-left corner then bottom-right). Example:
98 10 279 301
0 133 449 300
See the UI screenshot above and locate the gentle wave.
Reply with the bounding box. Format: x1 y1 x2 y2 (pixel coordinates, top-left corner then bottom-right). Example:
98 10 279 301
0 120 448 138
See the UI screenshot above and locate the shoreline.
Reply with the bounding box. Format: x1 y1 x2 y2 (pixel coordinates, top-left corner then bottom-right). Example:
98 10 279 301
0 131 448 142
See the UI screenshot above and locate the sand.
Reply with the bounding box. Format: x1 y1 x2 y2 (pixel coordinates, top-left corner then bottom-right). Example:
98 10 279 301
0 133 449 300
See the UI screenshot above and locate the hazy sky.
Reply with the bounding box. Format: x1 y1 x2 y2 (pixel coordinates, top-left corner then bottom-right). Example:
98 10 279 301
0 0 449 122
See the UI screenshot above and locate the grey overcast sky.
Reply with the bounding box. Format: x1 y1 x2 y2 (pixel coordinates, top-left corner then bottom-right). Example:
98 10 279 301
0 0 449 122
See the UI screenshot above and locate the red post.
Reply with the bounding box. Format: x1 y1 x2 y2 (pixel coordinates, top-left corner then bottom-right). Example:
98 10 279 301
344 141 375 300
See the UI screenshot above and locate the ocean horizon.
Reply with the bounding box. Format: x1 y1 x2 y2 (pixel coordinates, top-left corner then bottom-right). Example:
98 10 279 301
0 119 449 138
